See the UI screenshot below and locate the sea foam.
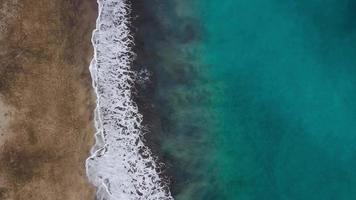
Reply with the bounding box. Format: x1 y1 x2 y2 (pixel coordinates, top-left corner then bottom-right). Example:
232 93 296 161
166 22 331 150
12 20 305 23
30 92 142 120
85 0 173 199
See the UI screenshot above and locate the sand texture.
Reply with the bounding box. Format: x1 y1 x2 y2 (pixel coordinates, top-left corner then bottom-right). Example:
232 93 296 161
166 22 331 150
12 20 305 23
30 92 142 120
0 0 97 199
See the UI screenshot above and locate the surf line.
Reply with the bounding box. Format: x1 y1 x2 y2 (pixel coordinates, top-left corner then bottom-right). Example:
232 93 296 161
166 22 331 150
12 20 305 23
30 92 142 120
85 0 173 199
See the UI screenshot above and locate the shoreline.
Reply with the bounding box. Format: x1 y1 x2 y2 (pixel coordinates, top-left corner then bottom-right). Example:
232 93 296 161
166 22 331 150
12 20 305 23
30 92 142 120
85 0 173 199
0 1 97 199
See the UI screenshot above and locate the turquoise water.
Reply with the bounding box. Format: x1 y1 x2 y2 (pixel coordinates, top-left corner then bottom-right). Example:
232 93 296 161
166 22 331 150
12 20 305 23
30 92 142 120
135 0 356 199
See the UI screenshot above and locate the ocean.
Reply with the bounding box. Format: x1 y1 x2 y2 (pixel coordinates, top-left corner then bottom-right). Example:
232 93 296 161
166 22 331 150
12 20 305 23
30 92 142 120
87 0 356 199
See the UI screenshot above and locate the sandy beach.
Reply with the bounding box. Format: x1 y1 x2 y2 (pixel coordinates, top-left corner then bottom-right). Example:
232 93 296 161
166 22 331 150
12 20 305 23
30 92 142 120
0 0 97 199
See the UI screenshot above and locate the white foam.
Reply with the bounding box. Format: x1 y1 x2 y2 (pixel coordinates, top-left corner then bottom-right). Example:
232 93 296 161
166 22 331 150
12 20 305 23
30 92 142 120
85 0 173 199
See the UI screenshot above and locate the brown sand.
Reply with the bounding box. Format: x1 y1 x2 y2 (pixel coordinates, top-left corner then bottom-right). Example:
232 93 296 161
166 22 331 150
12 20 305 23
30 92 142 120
0 0 97 199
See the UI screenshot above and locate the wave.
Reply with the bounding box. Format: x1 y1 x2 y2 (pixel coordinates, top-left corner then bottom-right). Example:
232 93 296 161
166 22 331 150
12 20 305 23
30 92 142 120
85 0 173 199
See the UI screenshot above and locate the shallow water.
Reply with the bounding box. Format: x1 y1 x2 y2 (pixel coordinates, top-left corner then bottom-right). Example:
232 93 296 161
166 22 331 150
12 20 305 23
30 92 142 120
135 0 356 199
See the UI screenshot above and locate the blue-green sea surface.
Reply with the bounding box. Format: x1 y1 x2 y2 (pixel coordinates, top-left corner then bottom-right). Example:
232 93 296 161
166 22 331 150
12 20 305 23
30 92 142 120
138 0 356 199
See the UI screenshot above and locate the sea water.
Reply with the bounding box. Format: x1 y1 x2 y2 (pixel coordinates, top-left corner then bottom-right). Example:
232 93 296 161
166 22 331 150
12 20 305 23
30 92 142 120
87 0 356 199
136 0 356 199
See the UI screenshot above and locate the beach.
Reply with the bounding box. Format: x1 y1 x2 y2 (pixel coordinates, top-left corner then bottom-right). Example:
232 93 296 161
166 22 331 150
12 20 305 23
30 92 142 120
2 0 356 199
0 0 97 199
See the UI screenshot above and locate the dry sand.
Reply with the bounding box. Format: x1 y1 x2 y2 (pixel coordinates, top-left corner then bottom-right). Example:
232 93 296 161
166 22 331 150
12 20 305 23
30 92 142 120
0 0 97 199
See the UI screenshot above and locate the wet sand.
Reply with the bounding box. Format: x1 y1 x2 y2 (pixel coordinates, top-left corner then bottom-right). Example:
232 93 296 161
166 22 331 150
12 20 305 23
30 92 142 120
0 0 97 199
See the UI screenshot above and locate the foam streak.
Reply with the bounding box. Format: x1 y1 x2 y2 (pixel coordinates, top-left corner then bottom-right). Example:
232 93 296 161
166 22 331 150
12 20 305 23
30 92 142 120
85 0 173 199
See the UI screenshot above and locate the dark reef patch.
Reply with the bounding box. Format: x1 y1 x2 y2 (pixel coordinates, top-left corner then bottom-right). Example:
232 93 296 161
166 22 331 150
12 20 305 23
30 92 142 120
130 0 209 197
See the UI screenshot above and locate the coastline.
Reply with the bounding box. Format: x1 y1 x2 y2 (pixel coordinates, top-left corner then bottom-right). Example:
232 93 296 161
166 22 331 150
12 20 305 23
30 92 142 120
85 0 173 199
0 0 97 199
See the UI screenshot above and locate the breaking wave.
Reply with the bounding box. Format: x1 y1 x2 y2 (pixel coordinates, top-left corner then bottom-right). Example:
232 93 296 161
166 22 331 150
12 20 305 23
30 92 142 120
85 0 173 199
